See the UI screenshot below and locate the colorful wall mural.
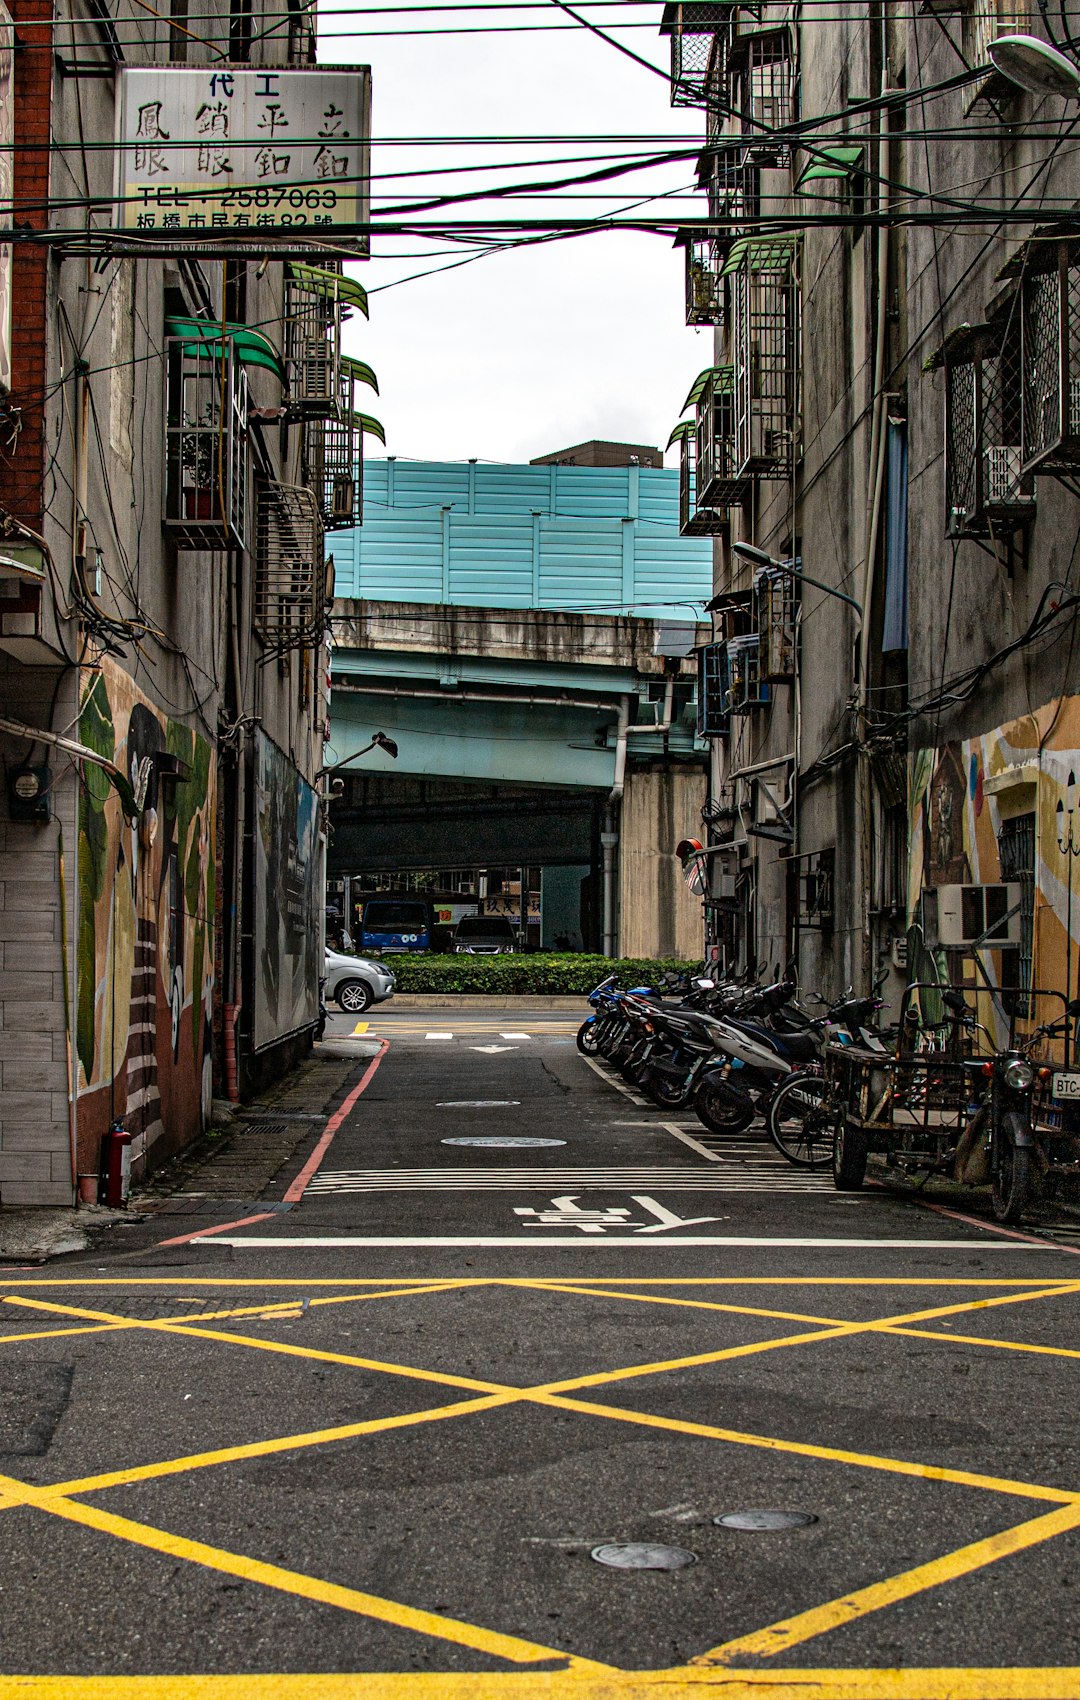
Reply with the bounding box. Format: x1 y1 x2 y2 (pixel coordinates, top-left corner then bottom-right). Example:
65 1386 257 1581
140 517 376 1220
77 658 216 1172
908 694 1080 1038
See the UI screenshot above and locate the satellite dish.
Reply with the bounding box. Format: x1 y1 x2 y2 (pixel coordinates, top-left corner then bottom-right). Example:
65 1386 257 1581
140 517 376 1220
987 35 1080 98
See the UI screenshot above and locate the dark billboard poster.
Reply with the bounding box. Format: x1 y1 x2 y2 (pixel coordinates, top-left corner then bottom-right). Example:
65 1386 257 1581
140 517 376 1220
253 730 320 1051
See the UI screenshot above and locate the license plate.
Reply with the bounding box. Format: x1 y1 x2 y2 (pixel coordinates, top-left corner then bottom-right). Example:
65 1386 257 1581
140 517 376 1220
1052 1072 1080 1101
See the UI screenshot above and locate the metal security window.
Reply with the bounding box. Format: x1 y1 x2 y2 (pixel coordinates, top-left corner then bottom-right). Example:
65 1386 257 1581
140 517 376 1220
254 482 324 650
697 366 750 505
684 234 724 327
672 425 729 536
998 812 1035 1014
163 335 248 552
941 322 1034 536
726 634 769 712
728 236 800 480
734 32 794 165
798 848 835 932
662 2 730 105
1021 239 1080 474
697 642 732 737
755 567 796 680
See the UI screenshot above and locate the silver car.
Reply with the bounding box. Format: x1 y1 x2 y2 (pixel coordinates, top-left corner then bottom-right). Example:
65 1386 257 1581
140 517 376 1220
323 949 396 1015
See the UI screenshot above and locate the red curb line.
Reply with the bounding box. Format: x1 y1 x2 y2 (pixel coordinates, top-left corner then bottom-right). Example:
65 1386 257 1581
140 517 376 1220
156 1039 390 1246
915 1195 1080 1254
282 1039 390 1205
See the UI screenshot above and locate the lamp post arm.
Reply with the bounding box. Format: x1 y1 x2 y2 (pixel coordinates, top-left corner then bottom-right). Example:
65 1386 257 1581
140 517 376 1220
315 738 377 781
789 568 864 624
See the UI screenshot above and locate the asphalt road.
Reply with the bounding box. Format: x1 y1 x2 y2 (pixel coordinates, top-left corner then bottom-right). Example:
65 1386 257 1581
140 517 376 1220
3 1005 1080 1698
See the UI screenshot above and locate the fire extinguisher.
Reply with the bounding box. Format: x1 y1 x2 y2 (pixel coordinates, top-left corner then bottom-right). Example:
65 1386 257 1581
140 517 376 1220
101 1120 133 1208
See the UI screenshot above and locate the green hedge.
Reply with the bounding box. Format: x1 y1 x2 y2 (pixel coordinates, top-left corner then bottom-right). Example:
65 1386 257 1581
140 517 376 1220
382 952 697 995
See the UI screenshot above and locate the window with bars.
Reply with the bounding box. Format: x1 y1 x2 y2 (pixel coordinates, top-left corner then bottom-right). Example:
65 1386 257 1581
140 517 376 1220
254 483 324 650
671 423 730 536
941 321 1034 536
735 32 794 164
662 1 731 105
729 236 800 479
684 234 725 327
755 567 796 680
163 335 248 552
697 642 732 737
697 365 750 505
1021 239 1080 474
726 633 769 712
997 812 1035 1015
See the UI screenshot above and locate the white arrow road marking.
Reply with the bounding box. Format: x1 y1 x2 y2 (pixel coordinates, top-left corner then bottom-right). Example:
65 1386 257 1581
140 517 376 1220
472 1044 518 1053
630 1194 723 1233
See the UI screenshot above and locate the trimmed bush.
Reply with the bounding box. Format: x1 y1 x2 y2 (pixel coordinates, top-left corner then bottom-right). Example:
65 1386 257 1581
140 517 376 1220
382 952 698 996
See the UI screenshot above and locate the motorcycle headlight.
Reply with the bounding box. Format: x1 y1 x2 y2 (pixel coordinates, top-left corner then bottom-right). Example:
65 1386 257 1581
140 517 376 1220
1003 1057 1034 1092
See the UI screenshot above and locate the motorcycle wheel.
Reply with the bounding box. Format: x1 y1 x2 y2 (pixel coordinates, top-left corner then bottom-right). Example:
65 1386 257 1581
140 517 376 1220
642 1071 692 1109
832 1118 868 1191
620 1052 649 1084
992 1113 1032 1222
576 1019 601 1056
767 1074 832 1167
693 1077 755 1136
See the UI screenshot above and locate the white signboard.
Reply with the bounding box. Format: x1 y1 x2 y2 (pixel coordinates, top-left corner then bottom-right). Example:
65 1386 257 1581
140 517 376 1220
0 0 13 391
114 65 370 241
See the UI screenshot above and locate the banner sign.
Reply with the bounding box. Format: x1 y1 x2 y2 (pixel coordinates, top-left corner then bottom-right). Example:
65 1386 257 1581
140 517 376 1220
114 65 370 240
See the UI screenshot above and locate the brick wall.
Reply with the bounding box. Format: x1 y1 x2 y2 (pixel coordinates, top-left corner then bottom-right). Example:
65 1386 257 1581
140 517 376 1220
1 0 53 528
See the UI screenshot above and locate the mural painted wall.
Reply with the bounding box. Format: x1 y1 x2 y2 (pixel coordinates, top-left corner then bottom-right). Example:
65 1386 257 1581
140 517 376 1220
908 694 1080 1036
77 658 216 1173
253 729 319 1052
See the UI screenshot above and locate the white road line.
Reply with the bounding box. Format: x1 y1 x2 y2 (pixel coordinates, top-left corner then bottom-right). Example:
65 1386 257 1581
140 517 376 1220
500 1032 532 1040
425 1033 454 1040
582 1055 649 1106
194 1235 1063 1249
662 1120 723 1163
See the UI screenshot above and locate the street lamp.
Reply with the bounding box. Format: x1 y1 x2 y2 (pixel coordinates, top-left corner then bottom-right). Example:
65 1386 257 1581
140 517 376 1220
987 35 1080 98
1057 769 1080 1060
316 730 399 782
729 541 864 625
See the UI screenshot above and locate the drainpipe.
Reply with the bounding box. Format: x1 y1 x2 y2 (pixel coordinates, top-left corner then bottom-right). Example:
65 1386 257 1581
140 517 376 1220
602 695 630 958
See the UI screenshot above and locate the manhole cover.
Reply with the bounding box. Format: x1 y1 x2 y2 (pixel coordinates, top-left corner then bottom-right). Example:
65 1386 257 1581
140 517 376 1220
590 1543 697 1571
714 1510 818 1532
441 1136 566 1148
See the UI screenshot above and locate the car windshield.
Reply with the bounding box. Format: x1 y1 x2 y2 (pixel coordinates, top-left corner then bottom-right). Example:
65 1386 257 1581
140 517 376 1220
456 917 515 940
364 903 428 929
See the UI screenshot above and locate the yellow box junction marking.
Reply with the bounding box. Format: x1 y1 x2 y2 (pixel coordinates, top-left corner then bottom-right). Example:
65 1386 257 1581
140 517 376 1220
0 1275 1077 1680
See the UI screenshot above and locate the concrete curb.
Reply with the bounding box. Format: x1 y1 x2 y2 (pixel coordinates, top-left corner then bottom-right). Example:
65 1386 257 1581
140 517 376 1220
385 994 585 1010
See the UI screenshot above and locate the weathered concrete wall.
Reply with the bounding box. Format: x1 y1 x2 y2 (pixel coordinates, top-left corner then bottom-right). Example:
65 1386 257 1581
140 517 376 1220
619 767 705 961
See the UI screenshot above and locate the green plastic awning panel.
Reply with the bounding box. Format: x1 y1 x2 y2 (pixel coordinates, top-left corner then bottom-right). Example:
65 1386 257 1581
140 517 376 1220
341 355 379 394
288 262 369 317
356 412 386 445
667 420 695 449
797 144 864 189
683 366 716 410
165 316 287 386
722 236 798 277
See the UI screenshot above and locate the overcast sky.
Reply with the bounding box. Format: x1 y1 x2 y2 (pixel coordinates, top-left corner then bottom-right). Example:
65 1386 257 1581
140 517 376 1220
322 6 710 465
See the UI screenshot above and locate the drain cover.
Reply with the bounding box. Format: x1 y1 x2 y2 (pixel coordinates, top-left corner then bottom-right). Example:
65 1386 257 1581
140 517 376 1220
714 1510 818 1532
441 1136 566 1148
590 1543 697 1571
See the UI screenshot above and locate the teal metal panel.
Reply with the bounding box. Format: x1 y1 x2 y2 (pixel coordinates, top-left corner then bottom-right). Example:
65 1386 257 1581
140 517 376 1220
333 648 639 693
329 688 618 788
336 459 712 617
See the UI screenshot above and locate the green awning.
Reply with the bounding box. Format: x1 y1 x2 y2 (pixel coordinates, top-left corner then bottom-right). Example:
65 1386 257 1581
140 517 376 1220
165 316 286 386
288 262 369 318
356 412 385 445
341 355 379 395
667 420 695 450
683 366 716 410
722 236 797 277
796 144 864 190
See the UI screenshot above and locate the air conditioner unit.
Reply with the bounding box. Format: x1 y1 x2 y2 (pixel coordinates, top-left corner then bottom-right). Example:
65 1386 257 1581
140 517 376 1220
983 445 1030 507
330 475 355 521
936 882 1023 948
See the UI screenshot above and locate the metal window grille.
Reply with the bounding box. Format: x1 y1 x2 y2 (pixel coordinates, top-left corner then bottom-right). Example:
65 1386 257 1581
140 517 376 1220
304 361 366 530
755 567 796 680
998 812 1035 1015
285 272 343 417
697 366 749 505
685 235 724 326
726 633 769 712
677 427 731 536
697 642 732 737
1022 241 1080 473
737 33 793 164
706 149 760 236
731 239 800 479
944 322 1034 536
972 0 1029 73
163 336 248 551
667 2 730 105
798 848 835 930
254 482 324 648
